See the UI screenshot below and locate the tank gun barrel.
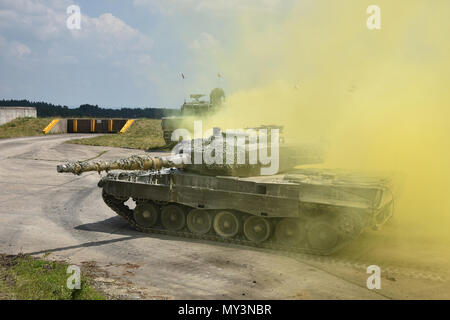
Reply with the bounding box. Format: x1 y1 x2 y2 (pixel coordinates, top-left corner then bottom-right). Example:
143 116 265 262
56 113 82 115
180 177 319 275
57 154 188 175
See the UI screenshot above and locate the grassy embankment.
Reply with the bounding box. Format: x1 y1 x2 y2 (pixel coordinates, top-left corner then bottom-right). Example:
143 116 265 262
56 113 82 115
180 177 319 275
68 118 166 150
0 117 52 139
0 118 166 150
0 254 105 300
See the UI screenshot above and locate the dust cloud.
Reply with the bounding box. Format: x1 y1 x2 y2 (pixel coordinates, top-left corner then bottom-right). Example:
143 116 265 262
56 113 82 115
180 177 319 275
200 0 450 256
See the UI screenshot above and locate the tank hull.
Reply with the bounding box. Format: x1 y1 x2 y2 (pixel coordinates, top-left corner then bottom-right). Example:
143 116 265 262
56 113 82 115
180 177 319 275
99 168 393 255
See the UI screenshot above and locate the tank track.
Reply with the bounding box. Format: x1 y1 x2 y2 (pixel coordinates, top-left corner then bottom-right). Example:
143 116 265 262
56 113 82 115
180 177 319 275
102 190 353 256
102 191 450 283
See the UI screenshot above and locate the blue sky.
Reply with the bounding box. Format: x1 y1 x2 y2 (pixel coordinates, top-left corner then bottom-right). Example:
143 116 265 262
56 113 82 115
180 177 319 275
0 0 290 109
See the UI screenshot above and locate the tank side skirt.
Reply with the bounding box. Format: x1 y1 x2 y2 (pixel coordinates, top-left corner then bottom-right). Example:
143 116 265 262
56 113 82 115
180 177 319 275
103 179 299 217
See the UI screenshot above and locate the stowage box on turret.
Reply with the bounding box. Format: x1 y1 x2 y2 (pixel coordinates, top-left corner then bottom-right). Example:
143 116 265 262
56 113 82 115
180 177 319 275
57 134 393 255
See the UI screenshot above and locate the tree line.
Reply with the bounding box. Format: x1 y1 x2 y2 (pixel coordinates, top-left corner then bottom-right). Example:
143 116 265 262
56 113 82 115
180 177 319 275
0 99 181 119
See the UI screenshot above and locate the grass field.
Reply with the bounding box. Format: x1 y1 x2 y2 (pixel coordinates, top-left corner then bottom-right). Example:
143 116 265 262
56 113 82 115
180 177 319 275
68 119 166 150
0 117 167 150
0 117 52 139
0 254 105 300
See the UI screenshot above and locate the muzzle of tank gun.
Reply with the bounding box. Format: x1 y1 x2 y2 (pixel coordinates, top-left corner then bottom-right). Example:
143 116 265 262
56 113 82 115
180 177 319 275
56 162 84 175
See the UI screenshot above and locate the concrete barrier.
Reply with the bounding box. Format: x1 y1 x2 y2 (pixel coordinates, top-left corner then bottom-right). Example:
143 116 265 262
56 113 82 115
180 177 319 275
0 107 37 125
44 118 133 134
119 119 135 133
43 119 68 134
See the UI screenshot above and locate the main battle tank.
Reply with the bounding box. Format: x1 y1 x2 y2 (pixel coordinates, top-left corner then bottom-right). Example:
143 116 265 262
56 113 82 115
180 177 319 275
57 132 393 255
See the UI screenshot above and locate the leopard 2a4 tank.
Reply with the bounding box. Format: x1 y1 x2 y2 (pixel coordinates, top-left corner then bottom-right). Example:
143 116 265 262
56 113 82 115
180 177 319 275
57 131 393 255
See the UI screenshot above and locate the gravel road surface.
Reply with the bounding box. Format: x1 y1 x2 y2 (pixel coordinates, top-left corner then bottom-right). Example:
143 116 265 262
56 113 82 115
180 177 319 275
1 135 448 299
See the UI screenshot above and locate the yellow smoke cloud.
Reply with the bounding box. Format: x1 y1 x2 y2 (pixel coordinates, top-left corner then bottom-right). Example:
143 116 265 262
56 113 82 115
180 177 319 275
202 0 450 244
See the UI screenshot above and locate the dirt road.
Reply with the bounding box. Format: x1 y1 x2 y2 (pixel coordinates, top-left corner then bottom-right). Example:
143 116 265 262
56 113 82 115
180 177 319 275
0 135 448 299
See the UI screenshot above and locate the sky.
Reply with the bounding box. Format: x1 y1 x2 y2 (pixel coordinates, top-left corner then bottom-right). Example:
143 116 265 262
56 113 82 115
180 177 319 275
0 0 292 109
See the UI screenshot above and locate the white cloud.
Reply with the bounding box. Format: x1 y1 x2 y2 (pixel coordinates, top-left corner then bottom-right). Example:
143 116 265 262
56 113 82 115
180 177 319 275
0 0 68 14
189 32 220 54
9 41 31 58
0 35 31 60
0 0 154 66
0 0 70 40
78 13 154 54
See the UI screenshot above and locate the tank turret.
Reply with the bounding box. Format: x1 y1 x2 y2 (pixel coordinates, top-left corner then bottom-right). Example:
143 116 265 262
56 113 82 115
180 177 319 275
57 130 323 176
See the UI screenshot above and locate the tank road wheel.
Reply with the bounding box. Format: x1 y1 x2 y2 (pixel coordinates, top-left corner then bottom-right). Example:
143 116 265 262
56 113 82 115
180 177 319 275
161 205 186 231
213 211 240 238
306 220 339 252
335 212 363 239
244 216 271 243
187 209 212 235
133 202 159 228
275 218 306 245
